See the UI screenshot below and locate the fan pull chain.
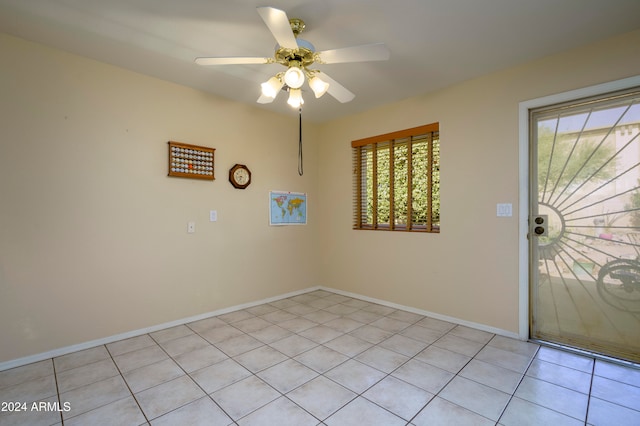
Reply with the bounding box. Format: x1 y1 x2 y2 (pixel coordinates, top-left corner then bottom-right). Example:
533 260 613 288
298 108 303 176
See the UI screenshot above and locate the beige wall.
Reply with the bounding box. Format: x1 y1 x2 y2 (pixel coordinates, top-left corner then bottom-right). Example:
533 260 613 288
0 34 320 363
2 28 640 365
317 29 640 334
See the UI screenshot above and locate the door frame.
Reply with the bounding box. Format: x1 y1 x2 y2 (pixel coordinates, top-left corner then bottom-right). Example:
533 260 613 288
517 75 640 341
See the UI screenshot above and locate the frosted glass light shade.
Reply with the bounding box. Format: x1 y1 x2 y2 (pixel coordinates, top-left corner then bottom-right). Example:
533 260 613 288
261 76 283 98
309 76 329 98
287 88 304 108
284 66 305 89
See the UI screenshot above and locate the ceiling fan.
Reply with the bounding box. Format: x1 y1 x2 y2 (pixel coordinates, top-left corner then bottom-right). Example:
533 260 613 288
195 6 390 108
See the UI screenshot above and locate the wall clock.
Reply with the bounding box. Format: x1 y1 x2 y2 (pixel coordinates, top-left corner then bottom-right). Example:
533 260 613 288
229 164 251 189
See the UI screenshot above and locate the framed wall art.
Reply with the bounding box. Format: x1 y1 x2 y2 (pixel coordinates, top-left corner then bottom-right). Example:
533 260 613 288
168 141 215 180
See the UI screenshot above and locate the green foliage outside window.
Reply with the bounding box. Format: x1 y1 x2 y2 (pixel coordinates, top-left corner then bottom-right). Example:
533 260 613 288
357 131 439 231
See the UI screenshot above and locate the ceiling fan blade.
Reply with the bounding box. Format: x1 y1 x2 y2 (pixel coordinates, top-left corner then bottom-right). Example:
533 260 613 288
195 57 271 65
316 42 390 64
316 72 355 103
256 6 298 50
257 94 276 104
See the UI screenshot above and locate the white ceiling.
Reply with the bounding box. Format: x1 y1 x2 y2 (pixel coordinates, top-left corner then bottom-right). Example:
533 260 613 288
1 0 639 123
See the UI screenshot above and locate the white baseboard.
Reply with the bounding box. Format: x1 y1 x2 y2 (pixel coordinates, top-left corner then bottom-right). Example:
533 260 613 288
0 286 321 372
319 285 520 340
1 284 519 372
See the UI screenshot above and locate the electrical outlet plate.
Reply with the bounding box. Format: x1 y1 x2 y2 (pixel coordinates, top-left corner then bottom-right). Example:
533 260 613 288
187 221 195 233
497 203 513 217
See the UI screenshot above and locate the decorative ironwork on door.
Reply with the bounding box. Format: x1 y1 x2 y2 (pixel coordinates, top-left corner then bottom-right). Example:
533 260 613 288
530 87 640 362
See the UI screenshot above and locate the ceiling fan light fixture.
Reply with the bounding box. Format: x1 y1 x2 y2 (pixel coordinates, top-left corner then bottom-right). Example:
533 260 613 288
284 66 305 89
309 75 329 98
261 75 283 98
196 7 391 110
287 88 304 108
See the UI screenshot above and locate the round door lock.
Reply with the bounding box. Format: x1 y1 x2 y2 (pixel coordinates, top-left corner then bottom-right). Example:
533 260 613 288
535 217 545 224
535 226 545 235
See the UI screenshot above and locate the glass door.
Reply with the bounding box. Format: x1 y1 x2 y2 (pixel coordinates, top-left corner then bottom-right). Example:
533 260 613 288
530 87 640 362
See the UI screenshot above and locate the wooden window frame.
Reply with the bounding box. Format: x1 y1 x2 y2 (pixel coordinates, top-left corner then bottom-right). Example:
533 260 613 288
352 123 440 233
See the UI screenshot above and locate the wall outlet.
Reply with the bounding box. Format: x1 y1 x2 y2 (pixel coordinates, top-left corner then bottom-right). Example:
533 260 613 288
187 221 195 233
497 203 513 217
209 210 217 222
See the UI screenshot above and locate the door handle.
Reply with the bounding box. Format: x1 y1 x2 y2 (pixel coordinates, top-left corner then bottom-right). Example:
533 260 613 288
532 215 548 237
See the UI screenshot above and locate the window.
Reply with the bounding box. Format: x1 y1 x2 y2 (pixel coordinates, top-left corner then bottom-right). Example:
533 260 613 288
352 123 440 232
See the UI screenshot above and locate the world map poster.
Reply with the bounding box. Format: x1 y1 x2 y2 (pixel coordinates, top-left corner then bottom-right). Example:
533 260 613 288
269 191 307 225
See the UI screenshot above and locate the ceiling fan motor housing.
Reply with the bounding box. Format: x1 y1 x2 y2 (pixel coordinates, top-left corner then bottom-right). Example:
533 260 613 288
274 17 316 68
275 40 315 68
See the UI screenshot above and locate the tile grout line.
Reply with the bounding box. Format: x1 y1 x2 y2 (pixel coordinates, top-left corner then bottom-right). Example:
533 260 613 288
584 358 597 426
105 341 151 425
219 294 361 423
348 318 454 424
359 317 528 423
51 357 64 426
53 347 141 425
294 302 493 424
149 327 238 424
283 306 475 423
406 331 498 425
500 347 604 424
227 297 356 424
494 344 542 426
186 311 329 424
218 295 407 423
282 301 402 423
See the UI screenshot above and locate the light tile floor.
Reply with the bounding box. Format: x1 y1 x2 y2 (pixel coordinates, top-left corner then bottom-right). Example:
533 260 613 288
1 290 639 425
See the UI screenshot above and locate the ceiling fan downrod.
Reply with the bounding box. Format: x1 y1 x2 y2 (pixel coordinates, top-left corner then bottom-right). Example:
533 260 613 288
289 18 305 37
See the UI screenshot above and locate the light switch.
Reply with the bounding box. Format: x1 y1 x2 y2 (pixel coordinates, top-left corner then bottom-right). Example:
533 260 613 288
187 221 195 233
209 210 217 222
497 203 513 217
